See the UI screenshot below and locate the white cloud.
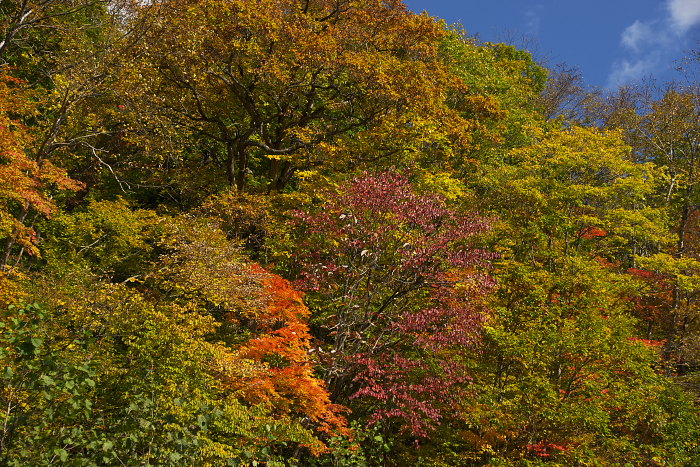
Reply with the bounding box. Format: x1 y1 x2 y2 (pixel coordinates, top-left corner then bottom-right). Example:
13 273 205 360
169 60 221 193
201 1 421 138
668 0 700 33
607 56 659 88
525 7 541 36
607 0 699 87
621 20 657 51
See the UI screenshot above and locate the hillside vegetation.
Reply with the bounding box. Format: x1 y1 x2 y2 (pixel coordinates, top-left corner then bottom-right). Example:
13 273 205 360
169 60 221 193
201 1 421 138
1 0 700 465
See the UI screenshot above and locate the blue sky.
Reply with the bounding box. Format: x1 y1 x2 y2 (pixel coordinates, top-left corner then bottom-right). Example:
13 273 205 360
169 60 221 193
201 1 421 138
403 0 700 89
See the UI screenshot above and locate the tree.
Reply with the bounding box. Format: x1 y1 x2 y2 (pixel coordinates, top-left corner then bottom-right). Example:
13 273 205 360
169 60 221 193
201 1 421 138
0 303 97 465
0 72 82 271
290 170 493 439
30 200 348 464
475 125 667 267
457 123 698 464
535 63 595 122
122 0 498 191
631 87 700 370
0 0 98 65
591 83 700 374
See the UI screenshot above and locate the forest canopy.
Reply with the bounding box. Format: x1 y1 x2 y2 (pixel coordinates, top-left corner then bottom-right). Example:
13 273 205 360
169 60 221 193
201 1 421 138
1 0 700 465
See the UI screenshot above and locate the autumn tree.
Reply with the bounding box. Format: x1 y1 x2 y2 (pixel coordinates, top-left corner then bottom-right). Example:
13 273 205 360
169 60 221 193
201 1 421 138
121 0 502 191
288 170 493 441
439 34 547 125
10 199 350 464
457 124 698 464
4 0 700 462
535 63 596 122
590 83 700 374
0 0 114 67
0 0 165 211
629 87 700 371
0 72 82 271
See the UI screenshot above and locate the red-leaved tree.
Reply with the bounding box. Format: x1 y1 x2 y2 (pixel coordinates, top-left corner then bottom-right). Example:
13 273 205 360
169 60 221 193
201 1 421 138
291 170 494 438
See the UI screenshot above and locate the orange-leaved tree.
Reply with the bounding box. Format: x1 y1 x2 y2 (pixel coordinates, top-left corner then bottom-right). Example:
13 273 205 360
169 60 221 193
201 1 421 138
0 71 82 270
150 215 349 454
233 264 349 444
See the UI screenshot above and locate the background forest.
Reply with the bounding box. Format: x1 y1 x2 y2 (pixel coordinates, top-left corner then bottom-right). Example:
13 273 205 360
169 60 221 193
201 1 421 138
1 0 700 465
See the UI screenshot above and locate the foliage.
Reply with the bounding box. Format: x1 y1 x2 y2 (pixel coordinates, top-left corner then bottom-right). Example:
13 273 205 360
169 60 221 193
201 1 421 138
460 122 700 464
0 72 82 270
589 84 700 376
466 261 699 465
121 0 504 190
0 303 100 465
1 0 700 464
26 200 347 464
290 170 493 441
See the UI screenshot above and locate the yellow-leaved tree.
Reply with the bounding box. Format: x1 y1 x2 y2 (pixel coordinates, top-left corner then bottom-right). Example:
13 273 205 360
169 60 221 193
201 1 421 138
119 0 503 191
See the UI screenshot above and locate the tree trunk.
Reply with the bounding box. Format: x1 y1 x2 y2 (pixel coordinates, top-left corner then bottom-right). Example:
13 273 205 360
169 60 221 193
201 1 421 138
226 140 249 191
226 141 236 188
665 185 693 372
268 161 295 193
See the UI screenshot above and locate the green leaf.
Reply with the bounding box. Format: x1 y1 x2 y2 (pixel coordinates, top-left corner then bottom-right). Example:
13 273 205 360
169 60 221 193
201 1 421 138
54 448 69 462
18 338 39 355
40 375 56 386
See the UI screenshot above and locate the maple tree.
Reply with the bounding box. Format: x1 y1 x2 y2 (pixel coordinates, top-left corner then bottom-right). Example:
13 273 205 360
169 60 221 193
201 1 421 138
290 170 493 439
0 72 82 270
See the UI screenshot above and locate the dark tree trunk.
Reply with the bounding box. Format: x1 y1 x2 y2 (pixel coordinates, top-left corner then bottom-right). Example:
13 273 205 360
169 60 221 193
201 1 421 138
226 140 249 191
226 141 236 188
267 160 295 193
